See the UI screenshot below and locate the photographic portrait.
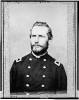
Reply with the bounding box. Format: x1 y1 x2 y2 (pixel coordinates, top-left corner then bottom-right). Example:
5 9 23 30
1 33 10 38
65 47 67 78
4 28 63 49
2 2 77 98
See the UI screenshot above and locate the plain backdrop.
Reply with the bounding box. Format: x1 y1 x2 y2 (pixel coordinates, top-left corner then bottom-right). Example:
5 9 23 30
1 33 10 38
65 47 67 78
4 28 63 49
8 2 67 72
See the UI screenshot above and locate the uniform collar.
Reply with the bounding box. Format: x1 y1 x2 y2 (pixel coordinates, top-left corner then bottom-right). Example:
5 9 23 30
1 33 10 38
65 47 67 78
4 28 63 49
31 51 48 59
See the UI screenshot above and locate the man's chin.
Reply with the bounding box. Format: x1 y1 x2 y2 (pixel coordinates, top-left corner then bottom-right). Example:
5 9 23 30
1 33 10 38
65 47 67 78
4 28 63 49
32 50 43 55
33 46 42 51
32 47 42 52
31 44 48 56
33 50 41 54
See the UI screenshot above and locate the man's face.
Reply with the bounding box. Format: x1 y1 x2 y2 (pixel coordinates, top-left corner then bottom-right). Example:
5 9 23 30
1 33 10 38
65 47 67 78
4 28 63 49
30 26 49 55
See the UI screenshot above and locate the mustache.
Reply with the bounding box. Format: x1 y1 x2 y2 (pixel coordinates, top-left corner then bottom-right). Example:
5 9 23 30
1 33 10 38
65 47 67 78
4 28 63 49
32 44 42 47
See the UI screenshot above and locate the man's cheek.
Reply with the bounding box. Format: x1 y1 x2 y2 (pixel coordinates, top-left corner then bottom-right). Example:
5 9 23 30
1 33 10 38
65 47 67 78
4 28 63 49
31 42 34 46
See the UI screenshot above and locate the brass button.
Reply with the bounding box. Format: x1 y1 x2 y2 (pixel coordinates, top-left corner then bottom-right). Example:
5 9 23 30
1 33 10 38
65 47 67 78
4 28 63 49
41 84 45 87
43 59 46 61
26 75 29 77
42 75 45 78
29 58 32 61
28 66 31 69
26 84 29 87
43 66 46 69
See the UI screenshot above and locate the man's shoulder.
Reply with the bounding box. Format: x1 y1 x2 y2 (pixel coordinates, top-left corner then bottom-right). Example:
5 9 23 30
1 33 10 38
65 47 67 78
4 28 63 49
14 53 31 64
47 54 63 67
47 54 55 62
22 53 31 61
11 53 31 69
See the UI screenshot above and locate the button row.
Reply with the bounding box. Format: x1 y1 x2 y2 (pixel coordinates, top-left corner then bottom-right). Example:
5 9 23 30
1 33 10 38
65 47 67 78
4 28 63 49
29 58 46 62
26 84 45 87
27 66 46 69
26 74 46 78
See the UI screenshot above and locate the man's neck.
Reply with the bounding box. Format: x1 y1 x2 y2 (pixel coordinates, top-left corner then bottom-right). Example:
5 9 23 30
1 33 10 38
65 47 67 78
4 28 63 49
32 51 47 58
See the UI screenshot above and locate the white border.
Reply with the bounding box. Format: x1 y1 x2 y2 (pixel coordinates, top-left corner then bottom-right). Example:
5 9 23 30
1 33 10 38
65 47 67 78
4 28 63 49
2 2 77 98
1 2 3 98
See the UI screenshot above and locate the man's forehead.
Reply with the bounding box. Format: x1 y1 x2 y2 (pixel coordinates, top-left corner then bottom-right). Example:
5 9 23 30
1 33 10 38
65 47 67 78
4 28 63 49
32 26 48 35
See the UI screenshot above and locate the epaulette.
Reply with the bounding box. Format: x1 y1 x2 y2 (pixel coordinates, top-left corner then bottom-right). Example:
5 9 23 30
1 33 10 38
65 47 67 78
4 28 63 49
16 57 22 62
54 60 60 66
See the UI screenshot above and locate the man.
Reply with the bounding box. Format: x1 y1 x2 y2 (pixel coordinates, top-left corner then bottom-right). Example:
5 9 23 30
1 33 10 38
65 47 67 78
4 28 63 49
10 21 67 93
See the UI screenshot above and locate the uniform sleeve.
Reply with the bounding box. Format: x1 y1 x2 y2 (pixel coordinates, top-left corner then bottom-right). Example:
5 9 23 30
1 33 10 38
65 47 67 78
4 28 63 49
10 60 17 93
57 64 67 92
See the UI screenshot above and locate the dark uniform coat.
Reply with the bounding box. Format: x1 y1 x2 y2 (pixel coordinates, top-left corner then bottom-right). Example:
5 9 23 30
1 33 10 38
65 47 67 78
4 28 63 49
10 53 67 93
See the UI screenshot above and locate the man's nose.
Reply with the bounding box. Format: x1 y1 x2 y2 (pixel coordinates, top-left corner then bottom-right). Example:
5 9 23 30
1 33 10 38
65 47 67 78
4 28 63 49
35 36 39 43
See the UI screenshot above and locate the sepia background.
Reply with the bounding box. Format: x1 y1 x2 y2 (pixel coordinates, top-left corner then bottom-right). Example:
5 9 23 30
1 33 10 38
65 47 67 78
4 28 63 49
9 2 67 72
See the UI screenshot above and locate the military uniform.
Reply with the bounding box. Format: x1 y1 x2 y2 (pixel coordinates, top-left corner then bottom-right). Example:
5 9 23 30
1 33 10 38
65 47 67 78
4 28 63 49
10 52 67 93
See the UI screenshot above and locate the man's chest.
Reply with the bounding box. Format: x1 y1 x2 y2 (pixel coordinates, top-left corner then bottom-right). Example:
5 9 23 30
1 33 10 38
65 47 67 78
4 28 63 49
15 57 58 91
17 58 57 83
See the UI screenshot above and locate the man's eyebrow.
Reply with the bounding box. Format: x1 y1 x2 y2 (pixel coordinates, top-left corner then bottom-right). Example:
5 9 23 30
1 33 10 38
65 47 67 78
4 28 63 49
39 35 45 37
39 35 43 36
31 34 45 37
32 34 36 36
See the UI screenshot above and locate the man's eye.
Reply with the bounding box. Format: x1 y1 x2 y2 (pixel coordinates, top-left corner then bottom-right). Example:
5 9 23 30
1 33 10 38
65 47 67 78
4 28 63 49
32 35 36 37
39 35 44 38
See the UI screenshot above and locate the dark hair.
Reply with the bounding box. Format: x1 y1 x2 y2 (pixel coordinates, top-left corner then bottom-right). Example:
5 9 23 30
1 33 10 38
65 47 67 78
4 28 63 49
30 21 53 40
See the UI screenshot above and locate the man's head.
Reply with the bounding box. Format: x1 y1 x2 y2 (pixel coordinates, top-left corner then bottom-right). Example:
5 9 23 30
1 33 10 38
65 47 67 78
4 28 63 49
30 21 53 56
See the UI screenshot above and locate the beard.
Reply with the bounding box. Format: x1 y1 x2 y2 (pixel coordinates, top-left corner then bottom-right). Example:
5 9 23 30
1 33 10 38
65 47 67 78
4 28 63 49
31 42 48 56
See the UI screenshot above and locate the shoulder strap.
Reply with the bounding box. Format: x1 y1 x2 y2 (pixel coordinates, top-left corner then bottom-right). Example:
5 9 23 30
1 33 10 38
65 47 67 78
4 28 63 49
54 60 60 66
16 57 22 62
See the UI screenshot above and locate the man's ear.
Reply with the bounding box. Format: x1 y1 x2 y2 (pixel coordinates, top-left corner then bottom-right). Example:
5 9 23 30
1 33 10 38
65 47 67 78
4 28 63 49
30 29 32 38
48 39 52 44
